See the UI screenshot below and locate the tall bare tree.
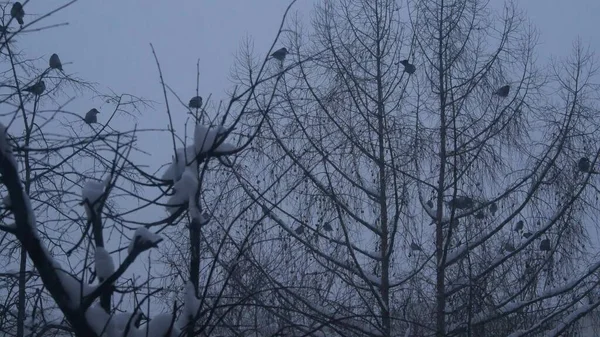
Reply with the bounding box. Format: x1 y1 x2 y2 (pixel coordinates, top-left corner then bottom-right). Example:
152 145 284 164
231 0 600 336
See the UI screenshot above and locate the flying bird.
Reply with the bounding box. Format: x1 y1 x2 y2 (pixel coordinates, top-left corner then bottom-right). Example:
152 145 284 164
188 96 202 109
399 59 416 75
85 108 100 124
49 53 62 71
493 85 510 98
270 47 288 62
23 81 45 96
11 2 24 25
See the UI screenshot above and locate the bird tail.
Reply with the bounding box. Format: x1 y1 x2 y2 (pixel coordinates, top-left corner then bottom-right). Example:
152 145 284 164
17 18 23 25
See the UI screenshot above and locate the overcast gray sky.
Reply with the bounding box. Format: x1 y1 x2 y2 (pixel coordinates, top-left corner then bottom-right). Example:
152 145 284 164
20 0 599 157
13 0 598 251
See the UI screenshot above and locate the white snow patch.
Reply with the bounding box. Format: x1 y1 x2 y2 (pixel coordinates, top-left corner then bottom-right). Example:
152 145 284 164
95 247 115 281
113 311 142 337
364 273 382 286
136 313 180 337
214 142 237 154
55 268 93 307
85 305 113 336
166 168 198 214
112 312 134 331
82 179 108 220
184 281 200 320
162 146 198 183
194 124 228 154
0 123 18 172
21 189 37 230
544 304 592 337
128 227 162 254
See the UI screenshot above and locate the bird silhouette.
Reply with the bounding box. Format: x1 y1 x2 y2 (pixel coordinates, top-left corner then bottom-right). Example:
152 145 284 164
503 242 516 252
489 202 498 215
85 108 100 124
399 60 416 74
11 2 24 25
23 81 45 96
323 222 332 232
270 48 288 62
514 220 524 232
539 239 551 251
578 157 597 174
447 196 474 210
49 53 62 71
188 96 202 109
294 225 304 235
410 241 422 251
494 85 510 98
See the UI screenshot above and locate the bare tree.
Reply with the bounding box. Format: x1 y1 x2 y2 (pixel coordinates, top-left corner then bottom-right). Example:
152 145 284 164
229 0 600 336
0 1 303 337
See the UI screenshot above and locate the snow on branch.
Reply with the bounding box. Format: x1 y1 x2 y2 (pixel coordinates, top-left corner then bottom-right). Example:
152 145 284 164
161 123 236 186
94 247 115 281
128 227 163 254
166 167 198 215
81 177 109 221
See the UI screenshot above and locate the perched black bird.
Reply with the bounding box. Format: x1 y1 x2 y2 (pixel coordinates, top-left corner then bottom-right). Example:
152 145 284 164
84 108 100 124
23 81 45 96
188 96 202 109
426 200 434 209
49 53 62 71
494 85 510 98
489 202 498 215
399 59 416 75
323 222 333 232
514 220 524 232
270 47 288 61
539 239 551 251
294 225 304 235
503 242 516 252
11 2 24 25
578 157 597 173
448 196 474 210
